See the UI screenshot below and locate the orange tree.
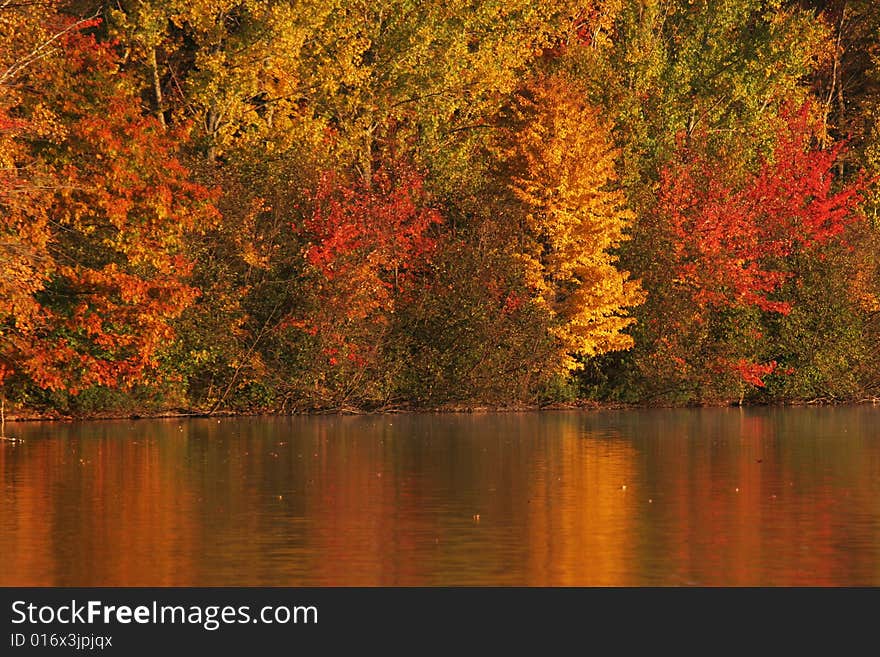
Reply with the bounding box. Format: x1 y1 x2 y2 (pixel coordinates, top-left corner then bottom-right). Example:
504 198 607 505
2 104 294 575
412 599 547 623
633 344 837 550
0 6 214 409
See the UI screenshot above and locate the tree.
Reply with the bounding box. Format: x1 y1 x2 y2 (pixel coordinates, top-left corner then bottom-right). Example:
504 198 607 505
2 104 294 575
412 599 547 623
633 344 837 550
0 6 214 405
279 162 441 407
643 103 865 398
564 0 842 400
503 75 644 373
377 72 645 406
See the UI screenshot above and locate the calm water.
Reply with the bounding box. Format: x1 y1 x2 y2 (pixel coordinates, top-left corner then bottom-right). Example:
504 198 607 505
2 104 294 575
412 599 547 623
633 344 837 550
2 407 879 586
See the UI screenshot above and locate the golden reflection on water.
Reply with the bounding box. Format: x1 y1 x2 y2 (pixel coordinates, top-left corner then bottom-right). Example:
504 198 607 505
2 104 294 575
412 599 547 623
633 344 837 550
1 408 878 586
525 433 636 585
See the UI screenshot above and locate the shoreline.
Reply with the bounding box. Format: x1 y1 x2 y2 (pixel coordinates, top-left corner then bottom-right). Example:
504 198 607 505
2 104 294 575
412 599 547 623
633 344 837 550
3 396 879 424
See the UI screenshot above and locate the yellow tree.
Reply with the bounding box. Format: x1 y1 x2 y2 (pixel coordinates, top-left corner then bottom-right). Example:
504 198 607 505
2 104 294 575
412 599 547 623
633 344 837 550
504 76 644 372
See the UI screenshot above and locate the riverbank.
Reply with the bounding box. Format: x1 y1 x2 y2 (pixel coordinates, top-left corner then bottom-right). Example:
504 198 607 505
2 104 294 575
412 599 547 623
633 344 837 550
0 399 620 423
3 396 879 424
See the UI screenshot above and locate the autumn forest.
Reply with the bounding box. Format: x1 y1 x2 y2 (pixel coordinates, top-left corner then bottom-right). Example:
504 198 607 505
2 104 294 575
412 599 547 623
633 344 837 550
1 0 879 416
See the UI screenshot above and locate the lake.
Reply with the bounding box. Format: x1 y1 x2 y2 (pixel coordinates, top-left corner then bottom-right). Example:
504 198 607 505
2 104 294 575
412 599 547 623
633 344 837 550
2 407 878 586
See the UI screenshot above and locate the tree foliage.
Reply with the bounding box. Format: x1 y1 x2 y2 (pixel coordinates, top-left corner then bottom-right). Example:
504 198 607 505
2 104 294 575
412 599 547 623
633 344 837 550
503 76 644 372
2 0 879 413
640 104 866 397
1 6 214 399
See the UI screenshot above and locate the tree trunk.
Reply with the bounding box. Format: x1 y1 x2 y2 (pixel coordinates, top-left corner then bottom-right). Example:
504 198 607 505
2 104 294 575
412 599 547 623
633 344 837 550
206 105 220 162
149 46 166 129
836 3 848 177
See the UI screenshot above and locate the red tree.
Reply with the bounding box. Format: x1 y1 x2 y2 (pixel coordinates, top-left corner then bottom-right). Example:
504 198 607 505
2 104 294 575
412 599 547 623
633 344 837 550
656 103 865 386
288 163 440 386
304 165 440 294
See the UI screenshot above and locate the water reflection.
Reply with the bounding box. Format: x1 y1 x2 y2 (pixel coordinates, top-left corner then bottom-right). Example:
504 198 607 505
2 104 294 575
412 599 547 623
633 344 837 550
1 408 878 585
